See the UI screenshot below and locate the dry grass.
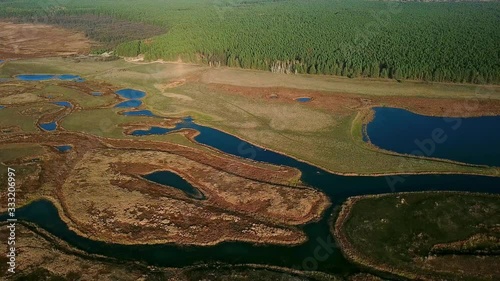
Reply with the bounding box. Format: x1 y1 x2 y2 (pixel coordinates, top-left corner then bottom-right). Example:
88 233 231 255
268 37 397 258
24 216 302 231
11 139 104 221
0 22 90 59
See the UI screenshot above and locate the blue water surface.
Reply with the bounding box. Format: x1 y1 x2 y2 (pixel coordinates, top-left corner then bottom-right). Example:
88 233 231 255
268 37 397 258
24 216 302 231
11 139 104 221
17 74 56 81
53 101 73 108
115 100 143 108
295 97 312 102
116 88 146 99
367 107 500 166
39 122 57 132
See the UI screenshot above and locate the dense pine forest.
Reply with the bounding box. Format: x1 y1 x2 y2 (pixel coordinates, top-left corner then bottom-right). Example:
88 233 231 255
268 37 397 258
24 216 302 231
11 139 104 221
1 0 499 84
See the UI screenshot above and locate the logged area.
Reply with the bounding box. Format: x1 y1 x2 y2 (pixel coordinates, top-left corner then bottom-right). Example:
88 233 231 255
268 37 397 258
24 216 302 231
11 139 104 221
0 22 90 58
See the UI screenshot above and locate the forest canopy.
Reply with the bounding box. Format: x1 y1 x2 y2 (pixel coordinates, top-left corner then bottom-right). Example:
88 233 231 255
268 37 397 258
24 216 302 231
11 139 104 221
1 0 499 84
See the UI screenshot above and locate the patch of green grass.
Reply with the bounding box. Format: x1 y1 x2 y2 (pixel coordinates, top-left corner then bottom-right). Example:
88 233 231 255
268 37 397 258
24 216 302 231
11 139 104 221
0 144 44 163
61 108 151 139
143 82 499 176
35 84 117 109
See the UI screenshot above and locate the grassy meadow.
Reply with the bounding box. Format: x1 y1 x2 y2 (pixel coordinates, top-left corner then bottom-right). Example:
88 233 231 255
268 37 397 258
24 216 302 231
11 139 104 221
1 58 499 175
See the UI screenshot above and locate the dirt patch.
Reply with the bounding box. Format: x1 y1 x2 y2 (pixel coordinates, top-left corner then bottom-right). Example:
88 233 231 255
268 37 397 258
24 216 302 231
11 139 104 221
0 22 91 59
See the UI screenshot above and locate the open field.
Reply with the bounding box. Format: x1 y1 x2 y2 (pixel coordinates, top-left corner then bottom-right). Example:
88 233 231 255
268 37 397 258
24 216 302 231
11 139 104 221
334 192 500 280
0 22 90 59
2 57 500 176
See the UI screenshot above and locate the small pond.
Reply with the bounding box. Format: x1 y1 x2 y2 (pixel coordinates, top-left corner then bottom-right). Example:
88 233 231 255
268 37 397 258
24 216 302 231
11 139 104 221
56 145 72 152
53 101 73 108
295 97 312 102
116 88 146 99
39 122 57 132
143 171 205 200
92 92 103 96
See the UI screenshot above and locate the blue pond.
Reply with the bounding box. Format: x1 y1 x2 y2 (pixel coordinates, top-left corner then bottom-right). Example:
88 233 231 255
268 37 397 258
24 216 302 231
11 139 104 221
92 92 102 96
295 97 312 102
53 101 73 108
122 110 155 117
16 74 84 82
366 107 500 166
116 88 146 99
17 74 56 81
56 145 72 152
143 171 205 199
115 100 143 108
0 60 4 64
0 105 5 110
39 122 57 132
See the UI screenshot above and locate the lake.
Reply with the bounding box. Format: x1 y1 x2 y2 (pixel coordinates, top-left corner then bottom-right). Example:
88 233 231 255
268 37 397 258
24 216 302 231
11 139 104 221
143 170 205 199
367 107 500 166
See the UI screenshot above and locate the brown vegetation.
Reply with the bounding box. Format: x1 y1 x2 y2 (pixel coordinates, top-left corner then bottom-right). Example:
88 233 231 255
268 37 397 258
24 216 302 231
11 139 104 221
0 22 90 59
0 131 329 246
210 84 500 118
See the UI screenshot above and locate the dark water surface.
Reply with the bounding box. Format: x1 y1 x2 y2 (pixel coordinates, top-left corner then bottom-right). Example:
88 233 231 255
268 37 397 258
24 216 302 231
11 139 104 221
367 107 500 166
55 145 72 152
143 170 205 199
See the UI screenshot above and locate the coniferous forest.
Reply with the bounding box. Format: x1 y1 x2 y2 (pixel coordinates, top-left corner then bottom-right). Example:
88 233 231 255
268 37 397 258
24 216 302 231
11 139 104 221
1 0 499 84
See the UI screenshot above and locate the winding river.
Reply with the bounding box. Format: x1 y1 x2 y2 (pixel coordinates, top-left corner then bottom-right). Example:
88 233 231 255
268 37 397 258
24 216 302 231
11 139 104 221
2 85 500 276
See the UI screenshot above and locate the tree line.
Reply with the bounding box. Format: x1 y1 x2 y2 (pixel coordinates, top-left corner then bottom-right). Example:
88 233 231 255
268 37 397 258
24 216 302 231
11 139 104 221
1 0 498 84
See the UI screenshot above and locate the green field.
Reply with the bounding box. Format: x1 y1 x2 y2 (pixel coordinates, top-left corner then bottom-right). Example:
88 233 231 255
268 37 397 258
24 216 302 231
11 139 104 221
1 0 499 84
338 192 500 280
2 58 499 176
